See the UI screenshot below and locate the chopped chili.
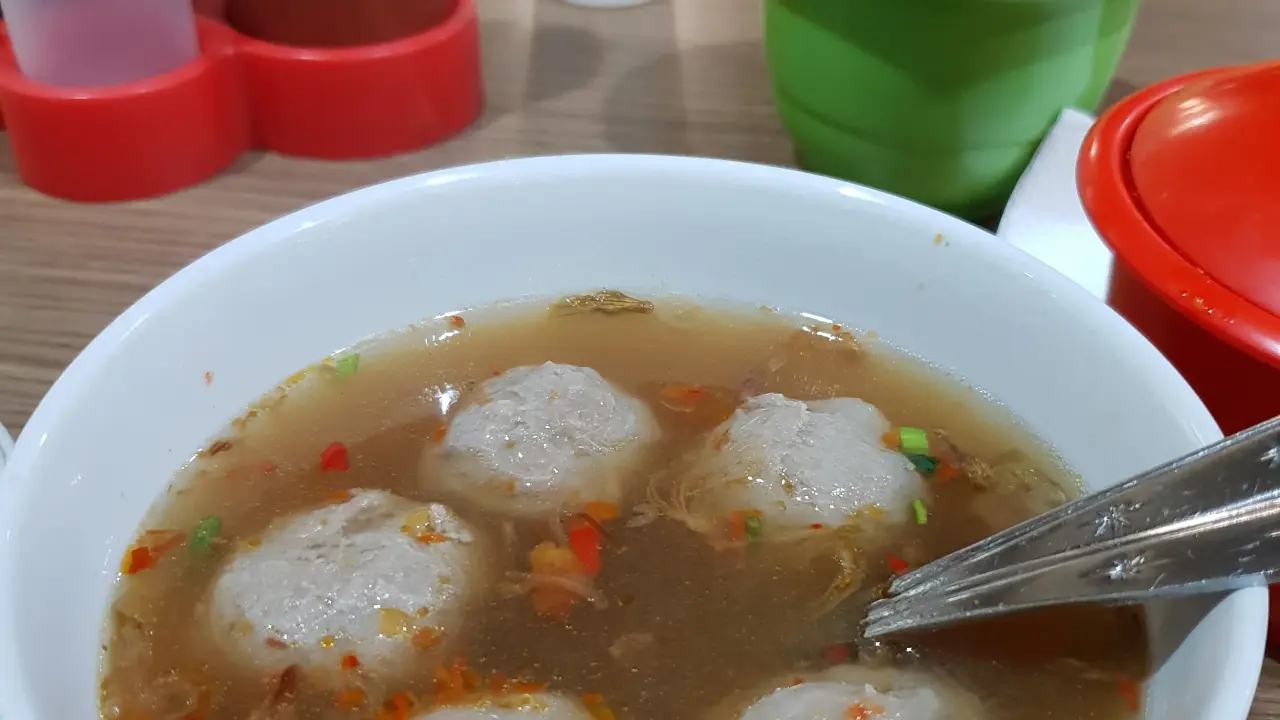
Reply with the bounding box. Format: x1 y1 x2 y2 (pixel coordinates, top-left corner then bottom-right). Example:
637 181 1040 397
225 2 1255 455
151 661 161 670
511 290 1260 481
265 637 288 649
581 692 619 720
934 462 960 482
376 692 418 720
412 627 442 650
415 532 450 544
320 442 350 472
824 643 850 664
448 315 466 329
567 522 603 575
659 383 708 412
729 510 762 543
120 530 186 575
886 554 910 575
743 514 764 541
1118 677 1140 712
340 652 360 670
334 687 366 710
846 704 871 720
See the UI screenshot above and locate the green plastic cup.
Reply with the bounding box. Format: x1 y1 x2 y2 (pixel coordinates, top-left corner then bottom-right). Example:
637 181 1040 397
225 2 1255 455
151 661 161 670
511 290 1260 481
765 0 1139 219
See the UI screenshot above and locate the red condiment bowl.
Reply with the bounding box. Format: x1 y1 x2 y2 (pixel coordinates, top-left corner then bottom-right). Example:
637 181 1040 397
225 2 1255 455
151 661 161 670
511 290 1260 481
1078 61 1280 653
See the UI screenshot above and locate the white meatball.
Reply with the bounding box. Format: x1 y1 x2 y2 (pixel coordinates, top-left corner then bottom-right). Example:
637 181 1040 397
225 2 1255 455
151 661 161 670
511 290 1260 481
434 362 658 517
724 665 986 720
413 693 595 719
207 490 482 684
687 394 925 535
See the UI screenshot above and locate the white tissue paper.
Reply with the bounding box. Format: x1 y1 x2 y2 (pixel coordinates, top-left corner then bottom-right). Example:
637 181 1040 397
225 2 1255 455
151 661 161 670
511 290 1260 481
0 422 11 474
997 108 1116 302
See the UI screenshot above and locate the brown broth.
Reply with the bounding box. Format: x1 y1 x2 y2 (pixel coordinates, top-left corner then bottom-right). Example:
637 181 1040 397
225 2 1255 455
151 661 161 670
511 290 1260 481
100 298 1146 720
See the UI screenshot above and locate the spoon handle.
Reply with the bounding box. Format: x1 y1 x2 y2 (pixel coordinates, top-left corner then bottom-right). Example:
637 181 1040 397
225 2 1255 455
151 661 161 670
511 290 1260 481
863 415 1280 639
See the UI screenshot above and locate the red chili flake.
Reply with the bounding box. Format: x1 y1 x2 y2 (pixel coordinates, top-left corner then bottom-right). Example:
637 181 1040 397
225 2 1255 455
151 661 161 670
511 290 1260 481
120 530 186 575
823 643 850 664
790 677 805 686
340 652 360 670
265 637 288 649
431 426 447 444
320 442 350 472
886 554 910 575
334 687 367 710
810 523 826 530
448 315 466 329
567 523 603 575
1118 677 1140 712
933 463 960 482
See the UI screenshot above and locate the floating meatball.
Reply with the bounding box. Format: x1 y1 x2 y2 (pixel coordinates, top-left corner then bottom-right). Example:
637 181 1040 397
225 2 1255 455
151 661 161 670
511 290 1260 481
413 692 596 720
673 393 926 540
207 490 482 685
433 362 659 517
718 665 987 720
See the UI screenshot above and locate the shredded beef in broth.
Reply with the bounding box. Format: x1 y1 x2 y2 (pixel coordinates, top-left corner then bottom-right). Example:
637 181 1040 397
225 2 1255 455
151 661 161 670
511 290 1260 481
100 296 1145 720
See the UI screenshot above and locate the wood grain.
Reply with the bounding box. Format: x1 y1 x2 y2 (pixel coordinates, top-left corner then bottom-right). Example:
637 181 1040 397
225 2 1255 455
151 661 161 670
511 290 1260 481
2 0 1279 712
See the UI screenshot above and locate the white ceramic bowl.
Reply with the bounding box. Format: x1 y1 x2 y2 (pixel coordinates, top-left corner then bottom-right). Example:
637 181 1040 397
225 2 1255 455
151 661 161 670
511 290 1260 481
0 155 1263 719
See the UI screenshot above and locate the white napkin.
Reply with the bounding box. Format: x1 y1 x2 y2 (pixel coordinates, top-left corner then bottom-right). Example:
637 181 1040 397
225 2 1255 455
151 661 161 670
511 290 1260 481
0 421 11 475
997 108 1115 301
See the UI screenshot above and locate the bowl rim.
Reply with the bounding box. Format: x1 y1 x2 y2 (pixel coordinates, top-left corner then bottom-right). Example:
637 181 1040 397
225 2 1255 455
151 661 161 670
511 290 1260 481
0 154 1262 719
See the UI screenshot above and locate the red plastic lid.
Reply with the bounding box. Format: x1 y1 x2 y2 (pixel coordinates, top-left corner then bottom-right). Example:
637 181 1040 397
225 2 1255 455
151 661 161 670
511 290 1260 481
1079 62 1280 365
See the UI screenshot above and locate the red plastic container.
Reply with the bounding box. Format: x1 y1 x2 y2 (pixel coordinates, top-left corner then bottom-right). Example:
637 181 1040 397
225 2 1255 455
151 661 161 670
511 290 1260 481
1078 61 1280 653
0 0 480 202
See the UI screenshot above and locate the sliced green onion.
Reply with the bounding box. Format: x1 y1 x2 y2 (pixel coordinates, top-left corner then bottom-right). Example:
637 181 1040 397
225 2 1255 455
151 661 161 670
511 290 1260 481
898 427 929 455
190 516 223 553
743 514 764 541
336 354 360 378
911 499 928 525
907 454 937 475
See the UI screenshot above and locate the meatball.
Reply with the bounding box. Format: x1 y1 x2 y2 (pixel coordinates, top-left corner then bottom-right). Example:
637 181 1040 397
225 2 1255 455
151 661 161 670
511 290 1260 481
432 362 658 517
412 693 595 720
720 665 986 720
686 393 925 536
207 490 482 685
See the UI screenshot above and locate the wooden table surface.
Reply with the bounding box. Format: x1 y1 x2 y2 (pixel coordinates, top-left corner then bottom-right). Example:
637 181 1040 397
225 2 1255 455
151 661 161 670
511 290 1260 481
2 0 1279 713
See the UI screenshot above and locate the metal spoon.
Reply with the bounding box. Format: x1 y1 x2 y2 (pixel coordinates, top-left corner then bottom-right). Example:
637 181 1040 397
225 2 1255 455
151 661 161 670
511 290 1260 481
859 414 1280 640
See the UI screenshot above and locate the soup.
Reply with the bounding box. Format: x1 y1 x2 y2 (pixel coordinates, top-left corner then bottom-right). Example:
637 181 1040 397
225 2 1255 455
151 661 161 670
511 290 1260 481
99 293 1146 720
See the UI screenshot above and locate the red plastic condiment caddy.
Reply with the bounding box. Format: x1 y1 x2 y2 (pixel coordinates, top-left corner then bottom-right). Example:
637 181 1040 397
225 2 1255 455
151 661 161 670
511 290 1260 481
1077 61 1280 653
0 0 481 202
